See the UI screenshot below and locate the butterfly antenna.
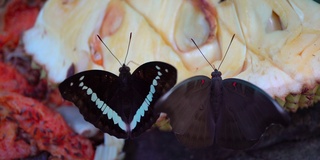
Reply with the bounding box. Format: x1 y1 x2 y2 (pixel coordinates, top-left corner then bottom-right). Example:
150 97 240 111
127 60 140 67
97 35 122 66
217 34 235 70
191 38 215 70
124 32 132 65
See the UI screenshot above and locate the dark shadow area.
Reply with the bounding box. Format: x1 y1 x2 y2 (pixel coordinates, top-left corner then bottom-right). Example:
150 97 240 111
124 102 320 159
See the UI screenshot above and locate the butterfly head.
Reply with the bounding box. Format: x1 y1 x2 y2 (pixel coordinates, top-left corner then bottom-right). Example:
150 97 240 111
119 64 131 81
119 64 131 73
211 69 222 78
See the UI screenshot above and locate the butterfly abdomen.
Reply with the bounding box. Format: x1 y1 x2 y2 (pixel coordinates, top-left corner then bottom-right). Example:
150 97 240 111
210 70 224 121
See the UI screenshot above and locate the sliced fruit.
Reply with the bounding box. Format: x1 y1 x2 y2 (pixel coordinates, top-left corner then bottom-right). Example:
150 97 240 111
0 0 40 49
0 92 94 160
22 1 320 109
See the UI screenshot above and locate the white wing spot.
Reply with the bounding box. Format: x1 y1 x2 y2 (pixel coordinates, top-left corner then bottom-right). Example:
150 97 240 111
87 88 93 95
130 72 162 131
98 103 127 131
150 85 155 94
101 104 107 113
130 99 149 131
142 100 148 111
107 109 114 119
152 79 158 86
146 99 150 105
118 121 127 131
112 113 121 124
134 112 141 122
82 86 88 90
130 121 137 131
91 93 97 102
70 82 74 86
79 76 84 81
96 99 103 109
165 69 168 72
147 93 152 102
155 65 161 70
102 105 110 115
79 82 84 87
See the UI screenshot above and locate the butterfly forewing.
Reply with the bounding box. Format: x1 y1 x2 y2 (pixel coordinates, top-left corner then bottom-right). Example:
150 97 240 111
215 78 290 149
130 62 177 137
174 95 214 148
155 76 215 147
59 70 128 138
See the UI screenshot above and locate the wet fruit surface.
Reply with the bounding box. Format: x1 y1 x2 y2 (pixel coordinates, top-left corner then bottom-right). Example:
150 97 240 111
0 92 94 159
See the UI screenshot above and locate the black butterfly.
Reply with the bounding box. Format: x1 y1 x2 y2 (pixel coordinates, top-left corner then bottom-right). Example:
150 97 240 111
59 33 177 139
155 70 291 149
59 61 177 139
155 36 290 149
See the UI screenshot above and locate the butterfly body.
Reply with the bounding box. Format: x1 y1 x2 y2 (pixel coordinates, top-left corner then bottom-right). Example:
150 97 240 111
210 69 223 122
59 62 177 139
155 69 290 149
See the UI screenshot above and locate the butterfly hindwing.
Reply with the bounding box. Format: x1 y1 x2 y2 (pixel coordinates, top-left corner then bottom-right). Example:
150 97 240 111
155 76 215 148
130 61 177 137
58 70 128 138
215 78 290 149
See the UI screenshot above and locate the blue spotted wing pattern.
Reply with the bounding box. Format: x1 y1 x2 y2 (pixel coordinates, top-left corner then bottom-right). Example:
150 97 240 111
59 61 177 139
